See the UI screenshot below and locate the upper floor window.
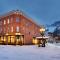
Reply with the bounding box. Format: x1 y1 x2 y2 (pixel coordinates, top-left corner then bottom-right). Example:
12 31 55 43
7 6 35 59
7 18 10 24
11 26 13 32
16 26 19 32
16 17 20 22
4 20 6 25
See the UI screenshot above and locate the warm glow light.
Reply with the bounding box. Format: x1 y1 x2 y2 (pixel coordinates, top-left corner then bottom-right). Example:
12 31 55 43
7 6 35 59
15 33 21 35
35 39 38 44
11 36 15 43
40 28 45 32
33 38 37 44
4 36 6 42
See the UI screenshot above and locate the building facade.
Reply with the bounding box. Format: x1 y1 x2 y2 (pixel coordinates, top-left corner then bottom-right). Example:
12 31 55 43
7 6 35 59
0 10 40 45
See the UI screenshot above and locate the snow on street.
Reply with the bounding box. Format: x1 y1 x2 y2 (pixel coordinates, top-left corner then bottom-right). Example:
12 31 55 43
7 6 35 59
0 44 60 60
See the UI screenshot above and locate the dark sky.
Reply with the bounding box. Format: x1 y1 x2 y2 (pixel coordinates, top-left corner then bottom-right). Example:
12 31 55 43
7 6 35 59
0 0 60 26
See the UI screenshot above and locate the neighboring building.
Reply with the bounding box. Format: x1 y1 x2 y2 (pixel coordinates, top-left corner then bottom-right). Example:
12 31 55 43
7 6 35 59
0 10 41 45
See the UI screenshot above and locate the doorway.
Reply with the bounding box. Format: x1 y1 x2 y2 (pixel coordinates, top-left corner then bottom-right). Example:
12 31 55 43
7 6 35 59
16 35 24 45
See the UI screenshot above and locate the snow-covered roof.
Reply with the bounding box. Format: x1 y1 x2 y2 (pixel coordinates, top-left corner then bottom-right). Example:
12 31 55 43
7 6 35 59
36 36 49 39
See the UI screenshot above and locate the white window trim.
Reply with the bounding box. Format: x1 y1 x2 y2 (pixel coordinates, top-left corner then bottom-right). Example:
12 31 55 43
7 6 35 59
16 26 19 32
8 19 9 24
4 20 6 24
11 27 13 32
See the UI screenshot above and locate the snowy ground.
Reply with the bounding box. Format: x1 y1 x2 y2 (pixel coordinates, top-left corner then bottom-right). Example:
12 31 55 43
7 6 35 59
0 43 60 60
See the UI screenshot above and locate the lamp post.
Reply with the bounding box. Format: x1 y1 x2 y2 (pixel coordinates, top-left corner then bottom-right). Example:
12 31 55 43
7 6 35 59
40 28 45 36
38 28 45 47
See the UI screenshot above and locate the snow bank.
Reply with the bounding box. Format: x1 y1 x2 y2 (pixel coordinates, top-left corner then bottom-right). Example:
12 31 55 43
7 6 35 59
0 45 60 60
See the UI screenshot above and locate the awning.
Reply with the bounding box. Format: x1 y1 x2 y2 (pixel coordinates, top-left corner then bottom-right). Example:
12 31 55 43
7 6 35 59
5 33 24 35
36 36 49 40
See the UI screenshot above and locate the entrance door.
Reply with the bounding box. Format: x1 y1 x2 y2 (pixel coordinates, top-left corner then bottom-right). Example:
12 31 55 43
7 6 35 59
8 36 15 44
8 36 11 44
11 36 15 44
16 35 24 45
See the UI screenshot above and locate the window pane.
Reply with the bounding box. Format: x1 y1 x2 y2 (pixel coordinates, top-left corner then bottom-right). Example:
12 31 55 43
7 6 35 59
4 20 6 24
8 19 9 24
11 27 13 32
16 26 19 32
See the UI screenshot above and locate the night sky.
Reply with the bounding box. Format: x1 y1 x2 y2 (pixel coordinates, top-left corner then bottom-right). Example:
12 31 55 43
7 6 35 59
0 0 60 26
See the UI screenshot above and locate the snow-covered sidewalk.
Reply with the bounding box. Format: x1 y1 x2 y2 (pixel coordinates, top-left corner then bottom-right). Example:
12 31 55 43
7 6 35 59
0 44 60 60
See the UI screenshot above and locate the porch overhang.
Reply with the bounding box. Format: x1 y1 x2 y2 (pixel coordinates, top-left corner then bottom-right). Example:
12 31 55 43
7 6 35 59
5 33 24 36
36 36 49 40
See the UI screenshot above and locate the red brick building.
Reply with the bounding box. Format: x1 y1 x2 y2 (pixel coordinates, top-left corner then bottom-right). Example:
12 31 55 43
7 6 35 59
0 10 41 45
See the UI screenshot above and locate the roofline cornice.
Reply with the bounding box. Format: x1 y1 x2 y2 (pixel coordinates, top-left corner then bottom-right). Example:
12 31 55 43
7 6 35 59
0 10 42 28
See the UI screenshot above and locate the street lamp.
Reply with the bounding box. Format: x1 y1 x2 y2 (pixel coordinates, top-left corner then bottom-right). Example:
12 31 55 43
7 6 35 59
38 28 46 47
40 28 45 36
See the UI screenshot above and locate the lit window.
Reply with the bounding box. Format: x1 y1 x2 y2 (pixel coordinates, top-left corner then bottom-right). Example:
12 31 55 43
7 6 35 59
8 18 9 24
16 26 19 32
16 17 20 22
11 27 13 32
4 20 6 24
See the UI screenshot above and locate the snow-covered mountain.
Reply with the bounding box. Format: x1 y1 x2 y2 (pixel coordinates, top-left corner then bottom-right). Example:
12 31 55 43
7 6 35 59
51 21 60 27
46 21 60 33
